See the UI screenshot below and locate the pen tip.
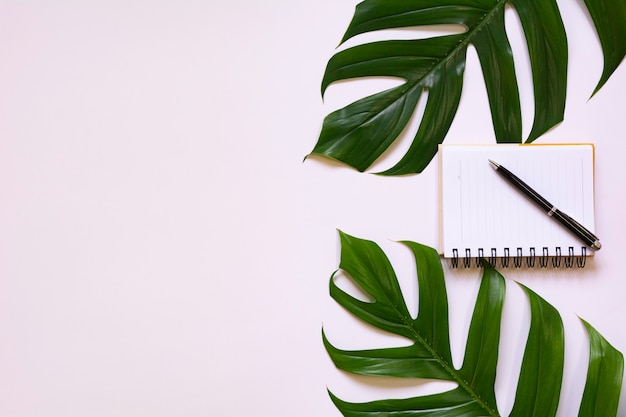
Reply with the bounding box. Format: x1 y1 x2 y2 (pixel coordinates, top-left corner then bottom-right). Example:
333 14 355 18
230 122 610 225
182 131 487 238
488 159 499 169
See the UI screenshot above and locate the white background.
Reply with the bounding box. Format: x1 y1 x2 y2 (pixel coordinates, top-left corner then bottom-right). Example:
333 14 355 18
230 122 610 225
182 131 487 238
0 1 624 416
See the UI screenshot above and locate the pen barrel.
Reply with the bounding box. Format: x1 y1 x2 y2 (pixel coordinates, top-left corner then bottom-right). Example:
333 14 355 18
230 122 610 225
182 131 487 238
497 165 553 212
551 209 599 248
493 162 600 250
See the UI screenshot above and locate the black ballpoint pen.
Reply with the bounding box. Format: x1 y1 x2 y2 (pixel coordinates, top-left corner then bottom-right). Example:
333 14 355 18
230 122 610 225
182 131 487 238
488 159 601 251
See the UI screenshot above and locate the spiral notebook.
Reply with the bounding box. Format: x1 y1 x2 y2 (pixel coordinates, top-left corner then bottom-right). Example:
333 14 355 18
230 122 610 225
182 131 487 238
439 144 596 268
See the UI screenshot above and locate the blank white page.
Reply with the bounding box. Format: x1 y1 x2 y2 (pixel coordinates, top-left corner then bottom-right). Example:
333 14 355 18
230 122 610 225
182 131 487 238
439 144 596 259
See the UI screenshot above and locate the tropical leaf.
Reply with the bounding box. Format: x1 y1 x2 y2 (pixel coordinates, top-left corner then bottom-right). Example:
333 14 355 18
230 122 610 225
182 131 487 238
310 0 626 175
583 0 626 95
324 231 624 416
578 319 624 417
508 283 563 417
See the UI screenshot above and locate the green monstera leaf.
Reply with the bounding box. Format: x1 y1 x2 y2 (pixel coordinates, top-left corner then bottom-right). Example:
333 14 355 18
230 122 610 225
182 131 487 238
310 0 626 175
324 231 624 416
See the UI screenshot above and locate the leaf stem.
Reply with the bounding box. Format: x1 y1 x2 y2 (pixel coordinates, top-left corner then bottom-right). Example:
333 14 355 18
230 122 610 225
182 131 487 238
413 0 508 86
401 317 500 416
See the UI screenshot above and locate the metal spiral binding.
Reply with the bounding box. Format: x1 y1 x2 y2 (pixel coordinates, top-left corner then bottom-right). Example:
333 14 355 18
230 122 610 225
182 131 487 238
449 245 588 269
564 247 574 268
501 248 510 268
552 247 562 267
514 248 523 268
540 248 549 268
451 249 459 268
577 247 587 268
527 247 536 267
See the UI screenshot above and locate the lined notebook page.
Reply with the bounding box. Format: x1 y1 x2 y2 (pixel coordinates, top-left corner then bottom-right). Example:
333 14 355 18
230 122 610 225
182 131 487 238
439 144 596 259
